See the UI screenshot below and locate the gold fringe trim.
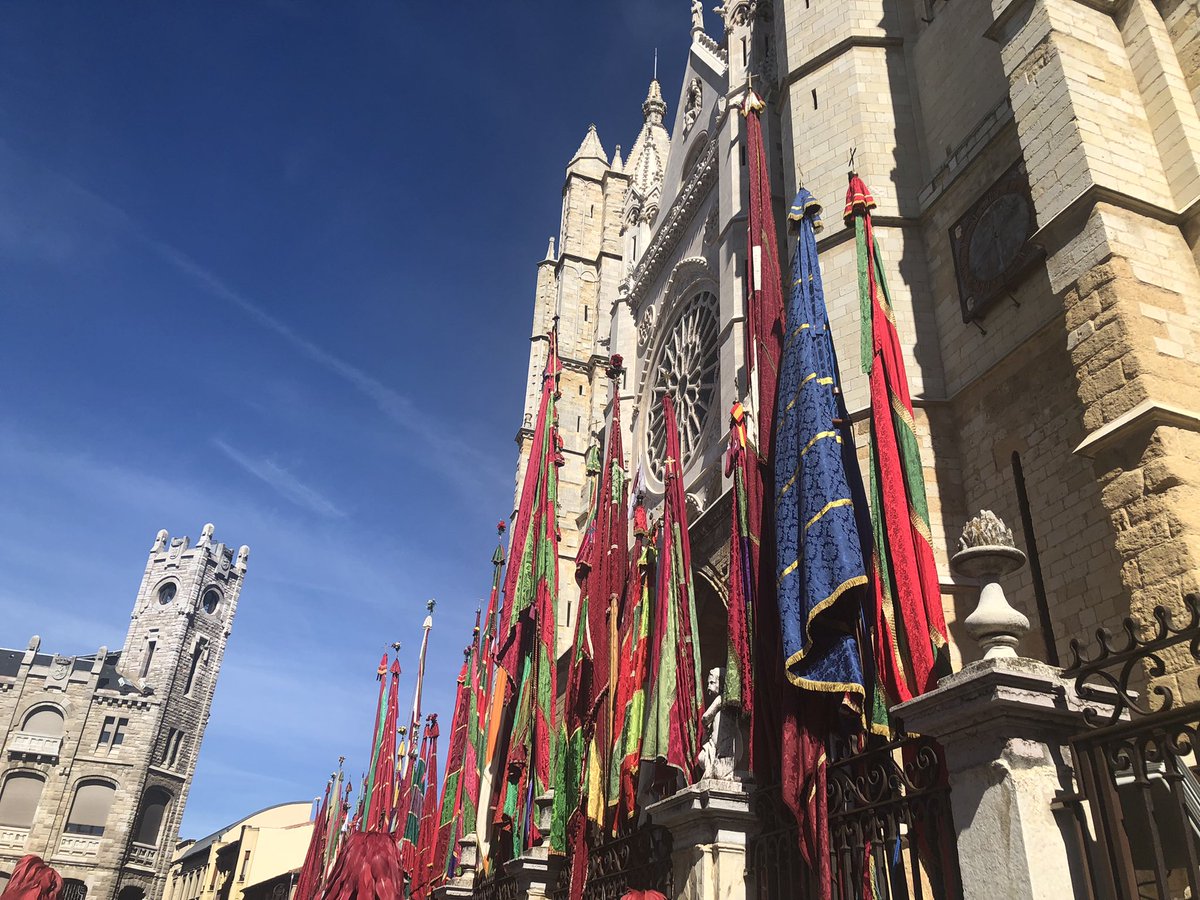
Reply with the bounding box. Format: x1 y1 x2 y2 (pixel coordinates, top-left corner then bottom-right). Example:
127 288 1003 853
779 575 869 674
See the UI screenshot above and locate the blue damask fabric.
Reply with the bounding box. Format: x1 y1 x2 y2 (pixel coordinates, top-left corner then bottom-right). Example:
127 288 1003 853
774 188 870 695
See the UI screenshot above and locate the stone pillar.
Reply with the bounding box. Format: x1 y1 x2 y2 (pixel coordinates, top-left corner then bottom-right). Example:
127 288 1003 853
894 658 1100 900
504 793 562 900
647 778 758 900
431 836 477 900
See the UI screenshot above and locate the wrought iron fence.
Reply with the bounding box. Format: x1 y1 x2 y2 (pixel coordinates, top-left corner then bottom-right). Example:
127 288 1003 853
1061 593 1200 900
748 734 961 900
473 865 520 900
551 824 674 900
747 785 812 900
827 734 962 900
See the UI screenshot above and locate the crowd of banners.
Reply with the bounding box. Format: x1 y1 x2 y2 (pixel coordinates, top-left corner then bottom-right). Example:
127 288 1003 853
295 90 952 900
293 608 445 900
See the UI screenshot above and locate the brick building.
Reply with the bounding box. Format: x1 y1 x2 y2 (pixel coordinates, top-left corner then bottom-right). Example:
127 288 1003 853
0 526 249 900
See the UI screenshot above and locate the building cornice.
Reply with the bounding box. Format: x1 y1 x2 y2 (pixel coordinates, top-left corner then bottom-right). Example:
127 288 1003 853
985 0 1127 43
783 35 902 86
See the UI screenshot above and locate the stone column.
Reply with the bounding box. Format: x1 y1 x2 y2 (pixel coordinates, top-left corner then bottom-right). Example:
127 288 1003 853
504 793 562 900
431 836 477 900
647 778 758 900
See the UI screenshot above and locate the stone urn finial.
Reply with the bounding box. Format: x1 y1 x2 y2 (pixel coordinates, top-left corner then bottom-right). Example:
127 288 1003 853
951 510 1030 660
534 791 555 846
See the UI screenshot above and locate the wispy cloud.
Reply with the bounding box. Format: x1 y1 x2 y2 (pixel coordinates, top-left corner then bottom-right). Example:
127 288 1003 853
145 239 502 494
0 141 505 498
211 438 346 519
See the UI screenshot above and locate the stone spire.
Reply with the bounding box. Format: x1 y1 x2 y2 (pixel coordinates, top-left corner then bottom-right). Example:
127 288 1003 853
625 80 671 210
569 123 608 168
642 79 667 128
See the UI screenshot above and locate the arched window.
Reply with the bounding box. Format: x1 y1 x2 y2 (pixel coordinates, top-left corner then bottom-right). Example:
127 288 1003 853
645 290 720 480
61 880 88 900
116 886 144 900
21 706 64 737
0 773 45 829
65 781 116 836
133 788 172 846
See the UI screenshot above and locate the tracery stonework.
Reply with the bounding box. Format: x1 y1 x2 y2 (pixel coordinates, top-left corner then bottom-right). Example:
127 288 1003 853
637 305 657 348
645 292 719 480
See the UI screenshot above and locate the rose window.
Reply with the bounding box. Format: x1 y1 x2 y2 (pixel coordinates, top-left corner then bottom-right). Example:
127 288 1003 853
646 291 719 480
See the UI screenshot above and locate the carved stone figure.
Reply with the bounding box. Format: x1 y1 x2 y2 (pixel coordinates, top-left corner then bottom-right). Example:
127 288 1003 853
683 78 703 133
691 0 705 32
153 529 169 552
236 544 250 571
697 667 741 780
198 523 214 547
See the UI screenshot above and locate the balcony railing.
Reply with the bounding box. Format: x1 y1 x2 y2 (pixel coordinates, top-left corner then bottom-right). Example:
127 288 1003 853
57 834 102 861
7 732 62 760
126 843 158 869
0 826 30 852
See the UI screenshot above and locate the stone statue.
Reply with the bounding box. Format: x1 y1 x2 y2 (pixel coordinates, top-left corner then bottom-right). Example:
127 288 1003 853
691 0 705 32
697 667 741 780
683 78 703 132
198 523 214 547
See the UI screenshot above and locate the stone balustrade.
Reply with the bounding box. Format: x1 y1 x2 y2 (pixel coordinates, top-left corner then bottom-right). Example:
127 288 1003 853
7 731 63 760
57 833 102 861
0 826 30 852
127 842 158 869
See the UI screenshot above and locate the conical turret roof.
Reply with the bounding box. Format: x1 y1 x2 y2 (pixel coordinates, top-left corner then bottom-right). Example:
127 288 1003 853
569 123 608 168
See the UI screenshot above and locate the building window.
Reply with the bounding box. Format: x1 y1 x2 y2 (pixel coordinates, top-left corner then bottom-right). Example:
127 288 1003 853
0 773 46 830
21 706 64 737
162 729 185 768
1011 452 1058 664
645 291 720 480
61 880 88 900
133 788 172 846
157 582 177 605
141 636 157 679
184 639 208 697
97 716 128 752
201 588 221 615
239 851 251 881
65 781 116 836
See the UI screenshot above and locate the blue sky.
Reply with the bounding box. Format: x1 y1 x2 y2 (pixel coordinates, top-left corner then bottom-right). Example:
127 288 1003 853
0 2 691 838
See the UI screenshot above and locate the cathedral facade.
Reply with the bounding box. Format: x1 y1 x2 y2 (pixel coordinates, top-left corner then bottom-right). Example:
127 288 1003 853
0 527 249 900
516 0 1200 672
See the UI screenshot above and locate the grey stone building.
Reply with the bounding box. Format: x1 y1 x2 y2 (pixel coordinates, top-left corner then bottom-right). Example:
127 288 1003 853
0 526 249 900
